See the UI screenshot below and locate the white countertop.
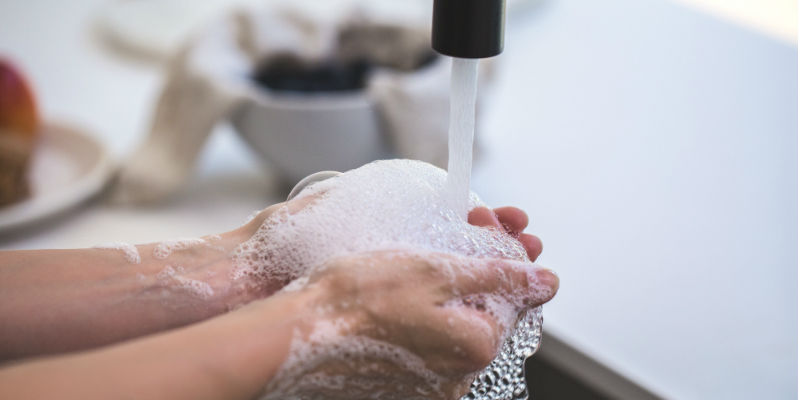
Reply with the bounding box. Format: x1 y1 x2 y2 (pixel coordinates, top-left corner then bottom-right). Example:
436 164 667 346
0 0 796 399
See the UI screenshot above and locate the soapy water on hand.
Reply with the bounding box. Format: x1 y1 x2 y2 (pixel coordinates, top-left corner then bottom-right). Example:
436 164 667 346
93 242 142 264
234 159 543 400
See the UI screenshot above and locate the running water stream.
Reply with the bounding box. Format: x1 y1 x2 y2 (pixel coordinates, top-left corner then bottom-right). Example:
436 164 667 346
445 58 479 219
447 59 544 400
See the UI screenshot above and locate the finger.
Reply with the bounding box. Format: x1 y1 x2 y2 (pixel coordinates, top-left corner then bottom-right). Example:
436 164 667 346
518 233 543 262
434 260 558 372
468 207 502 229
450 258 558 308
526 266 559 306
493 207 529 236
431 305 504 373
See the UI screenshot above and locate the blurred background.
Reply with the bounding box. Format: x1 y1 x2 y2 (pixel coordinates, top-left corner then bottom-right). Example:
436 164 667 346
0 0 796 398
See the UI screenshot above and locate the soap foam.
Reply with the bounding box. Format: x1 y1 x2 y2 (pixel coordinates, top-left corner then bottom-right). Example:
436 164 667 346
233 159 527 285
93 242 141 264
153 238 207 259
157 265 215 298
233 159 543 399
263 319 446 400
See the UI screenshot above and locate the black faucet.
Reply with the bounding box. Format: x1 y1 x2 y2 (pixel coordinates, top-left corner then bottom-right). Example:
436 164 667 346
432 0 506 59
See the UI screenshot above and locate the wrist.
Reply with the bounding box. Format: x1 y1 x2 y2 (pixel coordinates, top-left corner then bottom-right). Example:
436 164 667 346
132 230 255 317
195 214 293 311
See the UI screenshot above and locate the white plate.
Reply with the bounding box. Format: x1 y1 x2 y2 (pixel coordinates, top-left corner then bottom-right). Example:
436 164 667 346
0 123 114 232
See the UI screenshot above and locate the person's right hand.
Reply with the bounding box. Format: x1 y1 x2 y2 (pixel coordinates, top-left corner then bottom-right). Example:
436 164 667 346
262 249 558 400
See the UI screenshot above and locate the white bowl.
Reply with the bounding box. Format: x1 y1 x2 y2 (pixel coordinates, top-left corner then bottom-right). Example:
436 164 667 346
232 88 391 184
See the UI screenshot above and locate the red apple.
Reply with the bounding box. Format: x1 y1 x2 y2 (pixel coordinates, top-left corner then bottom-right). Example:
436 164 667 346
0 59 39 206
0 59 39 139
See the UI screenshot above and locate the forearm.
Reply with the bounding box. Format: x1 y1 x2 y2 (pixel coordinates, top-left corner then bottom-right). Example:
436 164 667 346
0 230 255 360
0 288 316 400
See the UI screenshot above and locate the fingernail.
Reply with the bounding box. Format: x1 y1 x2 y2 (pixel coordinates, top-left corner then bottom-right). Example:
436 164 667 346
533 268 559 293
500 260 559 294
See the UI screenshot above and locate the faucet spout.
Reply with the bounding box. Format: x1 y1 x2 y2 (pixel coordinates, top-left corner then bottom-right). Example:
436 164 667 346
432 0 506 59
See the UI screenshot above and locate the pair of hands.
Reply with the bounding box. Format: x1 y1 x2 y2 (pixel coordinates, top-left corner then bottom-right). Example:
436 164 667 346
238 200 558 399
0 195 557 400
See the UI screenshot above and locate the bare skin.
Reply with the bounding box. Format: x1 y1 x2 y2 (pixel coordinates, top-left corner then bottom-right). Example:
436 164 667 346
0 200 558 399
0 200 306 360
